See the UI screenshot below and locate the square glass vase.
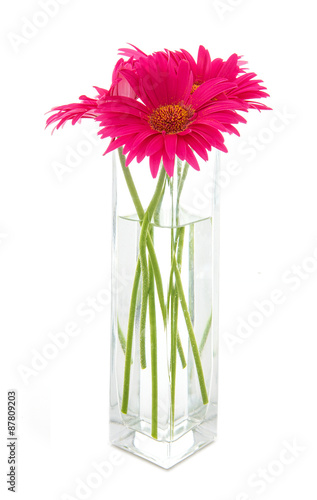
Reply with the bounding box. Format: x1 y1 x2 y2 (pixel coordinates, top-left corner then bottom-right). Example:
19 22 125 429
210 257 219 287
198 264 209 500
109 148 220 468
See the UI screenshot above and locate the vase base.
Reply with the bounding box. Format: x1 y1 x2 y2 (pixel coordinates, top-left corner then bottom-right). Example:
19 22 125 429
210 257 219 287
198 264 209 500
110 420 216 469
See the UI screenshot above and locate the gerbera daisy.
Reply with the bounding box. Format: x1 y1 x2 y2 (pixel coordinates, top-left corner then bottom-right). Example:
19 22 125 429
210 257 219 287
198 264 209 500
97 56 247 178
174 46 271 111
119 44 270 111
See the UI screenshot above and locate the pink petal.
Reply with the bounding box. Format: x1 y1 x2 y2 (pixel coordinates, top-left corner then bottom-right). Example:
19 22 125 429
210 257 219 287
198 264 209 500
184 145 200 171
164 134 177 159
176 136 187 160
145 134 164 155
185 135 209 161
149 151 162 178
104 136 127 155
162 151 175 177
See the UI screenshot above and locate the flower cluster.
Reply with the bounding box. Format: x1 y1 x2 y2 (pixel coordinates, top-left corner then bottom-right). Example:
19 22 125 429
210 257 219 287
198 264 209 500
47 44 270 177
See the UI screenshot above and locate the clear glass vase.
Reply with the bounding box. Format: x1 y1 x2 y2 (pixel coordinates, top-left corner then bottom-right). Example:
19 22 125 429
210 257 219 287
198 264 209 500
110 147 220 468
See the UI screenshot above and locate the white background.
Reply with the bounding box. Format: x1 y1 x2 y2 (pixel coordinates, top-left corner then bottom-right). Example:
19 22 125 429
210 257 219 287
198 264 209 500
1 0 316 498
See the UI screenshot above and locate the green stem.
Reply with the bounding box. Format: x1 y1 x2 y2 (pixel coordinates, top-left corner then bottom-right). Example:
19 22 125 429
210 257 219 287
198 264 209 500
170 226 185 428
149 253 158 439
117 319 126 354
167 161 188 378
176 161 189 209
118 149 187 419
118 148 166 328
166 230 181 317
170 290 177 433
173 258 209 405
177 333 186 368
121 259 141 414
118 147 144 219
139 167 167 369
199 310 213 355
167 163 188 316
175 227 186 368
172 163 188 372
147 237 166 329
139 212 149 369
177 227 185 268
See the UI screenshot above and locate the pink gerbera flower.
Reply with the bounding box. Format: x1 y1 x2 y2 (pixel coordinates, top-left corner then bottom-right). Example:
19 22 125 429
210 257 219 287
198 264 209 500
175 45 271 111
47 45 270 179
119 44 270 111
97 56 247 177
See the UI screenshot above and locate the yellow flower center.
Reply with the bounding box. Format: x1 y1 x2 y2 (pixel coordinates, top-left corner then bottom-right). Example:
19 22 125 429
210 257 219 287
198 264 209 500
191 83 201 94
149 104 192 134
